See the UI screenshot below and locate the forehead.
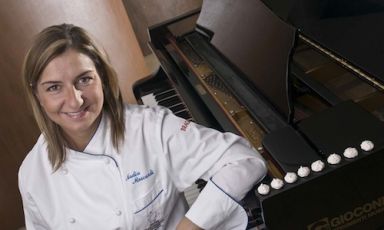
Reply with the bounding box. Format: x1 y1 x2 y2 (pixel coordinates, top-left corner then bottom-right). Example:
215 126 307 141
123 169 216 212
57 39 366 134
39 49 96 81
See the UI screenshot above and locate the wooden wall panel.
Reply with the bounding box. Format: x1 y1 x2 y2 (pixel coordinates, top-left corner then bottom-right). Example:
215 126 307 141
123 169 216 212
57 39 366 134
122 0 202 55
0 0 148 229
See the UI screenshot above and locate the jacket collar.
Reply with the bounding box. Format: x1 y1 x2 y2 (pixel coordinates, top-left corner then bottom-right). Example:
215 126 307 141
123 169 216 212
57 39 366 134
67 111 113 159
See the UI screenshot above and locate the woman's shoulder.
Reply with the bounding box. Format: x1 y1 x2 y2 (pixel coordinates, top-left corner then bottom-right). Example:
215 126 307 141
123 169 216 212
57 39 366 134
124 104 171 120
124 103 169 113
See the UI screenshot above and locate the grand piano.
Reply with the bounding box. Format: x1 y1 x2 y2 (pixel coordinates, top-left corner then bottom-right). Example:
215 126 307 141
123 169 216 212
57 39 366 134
133 0 384 229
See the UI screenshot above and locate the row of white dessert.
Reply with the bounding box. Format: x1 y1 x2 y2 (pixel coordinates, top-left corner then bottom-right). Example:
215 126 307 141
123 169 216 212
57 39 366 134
257 140 374 195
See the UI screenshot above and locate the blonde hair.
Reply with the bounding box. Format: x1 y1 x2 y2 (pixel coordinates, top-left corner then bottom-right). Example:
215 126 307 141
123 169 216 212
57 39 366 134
22 24 125 171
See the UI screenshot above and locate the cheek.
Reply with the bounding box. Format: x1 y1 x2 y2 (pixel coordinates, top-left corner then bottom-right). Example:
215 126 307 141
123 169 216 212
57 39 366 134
94 84 105 104
37 94 62 113
99 88 105 104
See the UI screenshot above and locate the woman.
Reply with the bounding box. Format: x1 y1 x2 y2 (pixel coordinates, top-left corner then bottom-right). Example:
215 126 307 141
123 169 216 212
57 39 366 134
19 24 267 230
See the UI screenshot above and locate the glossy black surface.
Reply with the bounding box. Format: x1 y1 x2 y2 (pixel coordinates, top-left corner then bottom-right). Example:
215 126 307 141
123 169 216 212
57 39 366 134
196 0 296 121
263 0 384 82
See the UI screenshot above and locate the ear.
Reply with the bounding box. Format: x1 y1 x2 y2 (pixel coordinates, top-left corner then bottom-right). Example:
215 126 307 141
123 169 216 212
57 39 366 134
34 90 44 107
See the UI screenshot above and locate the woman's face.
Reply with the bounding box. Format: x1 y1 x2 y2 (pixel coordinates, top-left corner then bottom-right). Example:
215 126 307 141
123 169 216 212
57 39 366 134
36 48 104 141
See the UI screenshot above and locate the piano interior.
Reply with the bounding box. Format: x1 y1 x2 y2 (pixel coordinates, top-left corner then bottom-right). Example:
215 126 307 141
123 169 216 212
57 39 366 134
133 0 384 229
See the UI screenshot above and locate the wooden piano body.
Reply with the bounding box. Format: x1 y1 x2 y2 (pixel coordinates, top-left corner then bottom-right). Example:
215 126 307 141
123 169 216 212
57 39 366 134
133 0 384 229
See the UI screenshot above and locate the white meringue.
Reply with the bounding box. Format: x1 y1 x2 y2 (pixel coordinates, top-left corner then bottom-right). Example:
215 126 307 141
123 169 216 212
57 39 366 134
297 166 310 177
257 183 270 195
311 160 325 172
327 153 341 165
360 140 374 151
343 147 358 159
284 172 298 183
270 178 284 189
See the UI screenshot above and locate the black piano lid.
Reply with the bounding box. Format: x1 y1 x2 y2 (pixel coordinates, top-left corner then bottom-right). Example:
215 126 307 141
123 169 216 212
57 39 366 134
195 0 296 123
263 0 384 83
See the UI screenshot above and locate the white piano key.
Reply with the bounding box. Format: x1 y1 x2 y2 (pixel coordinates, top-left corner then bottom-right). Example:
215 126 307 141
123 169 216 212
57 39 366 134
184 183 200 207
141 93 158 106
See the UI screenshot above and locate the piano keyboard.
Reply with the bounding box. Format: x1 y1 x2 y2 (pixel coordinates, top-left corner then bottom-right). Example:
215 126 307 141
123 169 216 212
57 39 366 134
140 82 199 207
141 88 193 121
183 183 200 207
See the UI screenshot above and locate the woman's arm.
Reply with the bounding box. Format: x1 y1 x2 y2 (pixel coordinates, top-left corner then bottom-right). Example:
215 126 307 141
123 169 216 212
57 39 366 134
177 217 203 230
153 107 267 229
19 171 49 230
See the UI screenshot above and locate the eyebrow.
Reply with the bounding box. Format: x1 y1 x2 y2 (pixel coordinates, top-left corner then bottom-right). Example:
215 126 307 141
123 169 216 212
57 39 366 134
40 81 61 86
40 70 94 86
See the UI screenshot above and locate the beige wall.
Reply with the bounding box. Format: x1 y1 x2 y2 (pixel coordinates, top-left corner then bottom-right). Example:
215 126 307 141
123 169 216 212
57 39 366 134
0 0 148 228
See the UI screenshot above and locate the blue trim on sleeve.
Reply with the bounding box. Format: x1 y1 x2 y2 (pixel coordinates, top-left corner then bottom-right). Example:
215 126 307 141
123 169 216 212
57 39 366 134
209 179 241 204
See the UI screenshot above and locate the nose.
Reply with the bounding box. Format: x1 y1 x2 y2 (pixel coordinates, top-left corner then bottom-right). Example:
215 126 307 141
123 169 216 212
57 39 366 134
65 86 84 109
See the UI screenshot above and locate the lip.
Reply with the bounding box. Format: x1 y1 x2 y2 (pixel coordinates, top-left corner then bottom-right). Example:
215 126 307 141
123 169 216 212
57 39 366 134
63 106 89 119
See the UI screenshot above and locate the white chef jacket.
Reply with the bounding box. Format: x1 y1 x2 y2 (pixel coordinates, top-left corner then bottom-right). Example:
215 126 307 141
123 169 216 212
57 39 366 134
19 104 267 230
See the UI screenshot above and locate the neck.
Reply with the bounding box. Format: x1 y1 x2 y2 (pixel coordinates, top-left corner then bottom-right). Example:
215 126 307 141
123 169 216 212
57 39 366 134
62 115 101 152
64 133 92 151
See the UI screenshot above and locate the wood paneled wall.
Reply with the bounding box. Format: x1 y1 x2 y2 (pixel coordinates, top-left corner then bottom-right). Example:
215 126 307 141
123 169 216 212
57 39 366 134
122 0 202 55
0 0 148 229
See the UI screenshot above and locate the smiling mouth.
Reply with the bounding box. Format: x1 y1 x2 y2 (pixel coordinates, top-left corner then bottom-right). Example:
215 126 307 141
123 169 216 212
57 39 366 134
64 106 88 119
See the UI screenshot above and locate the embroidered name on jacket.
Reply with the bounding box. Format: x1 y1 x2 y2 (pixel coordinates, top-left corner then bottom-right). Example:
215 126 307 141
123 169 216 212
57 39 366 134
126 170 154 184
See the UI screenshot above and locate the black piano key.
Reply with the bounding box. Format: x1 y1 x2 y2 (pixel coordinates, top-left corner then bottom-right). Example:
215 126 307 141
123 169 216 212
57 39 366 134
168 103 186 113
155 88 176 101
157 95 181 108
174 110 192 120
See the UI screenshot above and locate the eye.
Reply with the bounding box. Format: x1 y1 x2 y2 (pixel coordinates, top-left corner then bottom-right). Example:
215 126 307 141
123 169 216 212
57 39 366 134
77 76 93 85
46 84 61 92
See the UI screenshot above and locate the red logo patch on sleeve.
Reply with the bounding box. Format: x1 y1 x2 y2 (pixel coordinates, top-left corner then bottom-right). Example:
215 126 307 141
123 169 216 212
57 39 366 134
180 120 191 131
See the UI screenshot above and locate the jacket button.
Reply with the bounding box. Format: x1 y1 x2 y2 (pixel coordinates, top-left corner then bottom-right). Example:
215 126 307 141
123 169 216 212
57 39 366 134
61 168 68 175
26 193 33 201
68 217 76 223
115 210 122 216
105 158 111 165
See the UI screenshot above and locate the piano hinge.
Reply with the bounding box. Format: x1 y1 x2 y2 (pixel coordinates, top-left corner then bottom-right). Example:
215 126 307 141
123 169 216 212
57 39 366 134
298 34 384 92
